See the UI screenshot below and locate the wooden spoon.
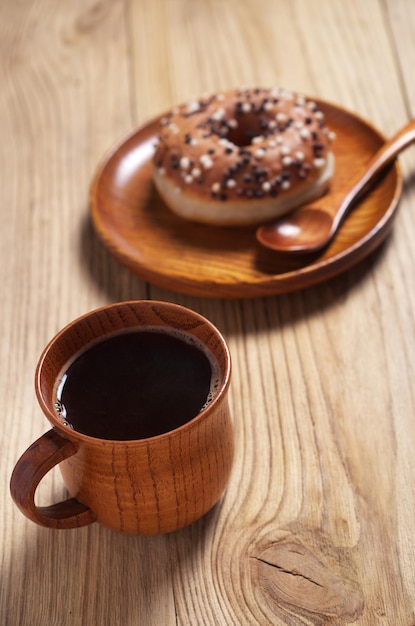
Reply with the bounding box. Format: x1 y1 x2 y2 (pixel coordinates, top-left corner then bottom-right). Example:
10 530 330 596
256 119 415 254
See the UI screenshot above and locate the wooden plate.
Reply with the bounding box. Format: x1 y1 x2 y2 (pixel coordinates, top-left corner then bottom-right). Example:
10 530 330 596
90 101 402 298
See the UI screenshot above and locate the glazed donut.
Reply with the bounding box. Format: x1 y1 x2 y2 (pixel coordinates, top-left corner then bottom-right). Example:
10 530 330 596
153 87 335 226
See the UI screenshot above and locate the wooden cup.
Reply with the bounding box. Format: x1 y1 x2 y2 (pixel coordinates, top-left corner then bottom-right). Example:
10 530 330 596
10 301 233 534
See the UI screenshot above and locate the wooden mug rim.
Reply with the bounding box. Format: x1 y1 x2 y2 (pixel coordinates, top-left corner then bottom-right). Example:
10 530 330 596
35 300 232 447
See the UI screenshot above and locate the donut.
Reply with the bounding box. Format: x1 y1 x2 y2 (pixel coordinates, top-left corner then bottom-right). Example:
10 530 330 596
153 87 335 226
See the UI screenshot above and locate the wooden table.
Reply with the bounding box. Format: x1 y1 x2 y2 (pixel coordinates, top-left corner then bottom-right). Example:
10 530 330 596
2 1 415 623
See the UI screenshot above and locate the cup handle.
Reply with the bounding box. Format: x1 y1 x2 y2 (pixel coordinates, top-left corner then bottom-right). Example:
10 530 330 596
10 428 96 529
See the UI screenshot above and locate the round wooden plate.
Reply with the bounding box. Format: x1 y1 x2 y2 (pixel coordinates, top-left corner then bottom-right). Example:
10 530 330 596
90 101 402 298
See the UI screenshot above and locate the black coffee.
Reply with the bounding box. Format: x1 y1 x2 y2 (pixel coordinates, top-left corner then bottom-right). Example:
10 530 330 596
55 329 217 440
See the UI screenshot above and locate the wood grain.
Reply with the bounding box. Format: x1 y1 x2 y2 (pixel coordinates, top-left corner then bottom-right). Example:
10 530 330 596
2 0 415 624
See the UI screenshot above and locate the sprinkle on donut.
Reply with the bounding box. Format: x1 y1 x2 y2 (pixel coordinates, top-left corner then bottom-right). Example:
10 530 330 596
153 87 336 226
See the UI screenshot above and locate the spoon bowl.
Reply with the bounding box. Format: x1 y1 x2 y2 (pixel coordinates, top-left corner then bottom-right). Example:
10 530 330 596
258 207 334 253
256 119 415 254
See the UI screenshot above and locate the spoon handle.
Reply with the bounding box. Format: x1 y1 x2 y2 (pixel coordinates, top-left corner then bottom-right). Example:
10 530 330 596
333 119 415 228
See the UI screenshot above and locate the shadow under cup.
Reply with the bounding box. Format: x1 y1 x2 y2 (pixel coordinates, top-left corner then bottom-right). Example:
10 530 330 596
11 300 233 535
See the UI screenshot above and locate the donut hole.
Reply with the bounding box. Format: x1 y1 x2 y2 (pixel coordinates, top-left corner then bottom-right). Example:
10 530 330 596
225 113 266 147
